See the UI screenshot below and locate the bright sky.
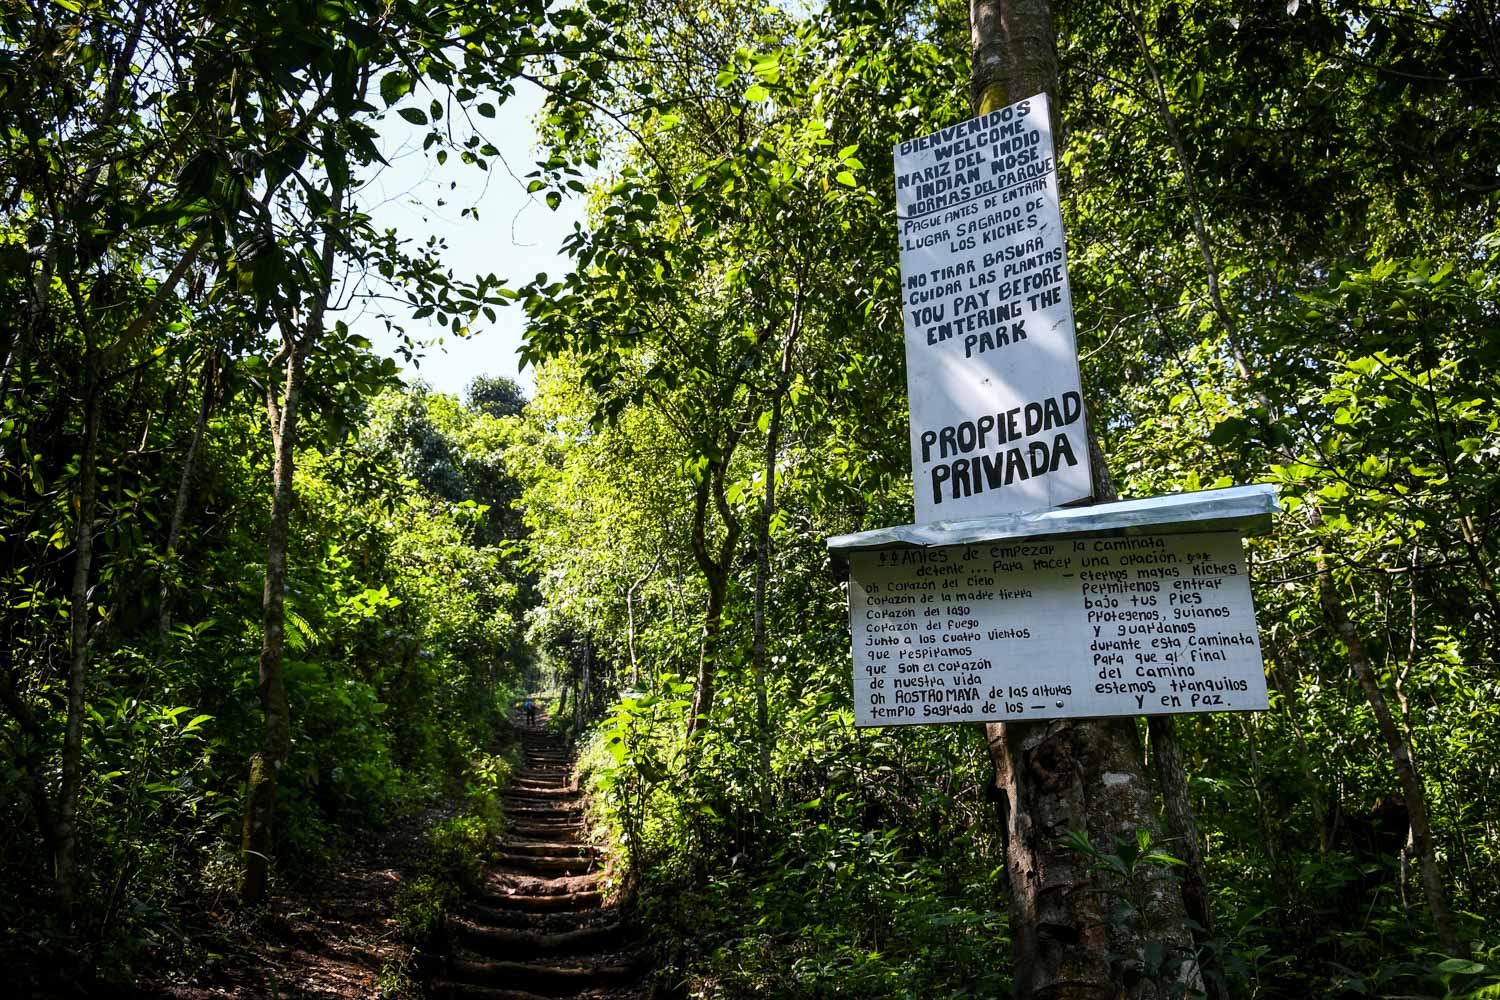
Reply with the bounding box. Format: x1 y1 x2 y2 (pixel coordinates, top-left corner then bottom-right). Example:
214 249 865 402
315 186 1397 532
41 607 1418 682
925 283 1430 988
345 81 585 401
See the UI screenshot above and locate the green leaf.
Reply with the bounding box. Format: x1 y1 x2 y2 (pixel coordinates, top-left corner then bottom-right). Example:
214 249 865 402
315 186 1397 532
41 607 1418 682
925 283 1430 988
182 714 214 733
379 71 411 106
744 83 770 103
1208 416 1253 446
397 107 428 126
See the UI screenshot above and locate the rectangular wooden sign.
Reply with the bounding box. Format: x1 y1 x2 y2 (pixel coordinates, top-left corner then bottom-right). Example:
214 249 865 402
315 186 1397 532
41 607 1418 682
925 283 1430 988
849 531 1269 727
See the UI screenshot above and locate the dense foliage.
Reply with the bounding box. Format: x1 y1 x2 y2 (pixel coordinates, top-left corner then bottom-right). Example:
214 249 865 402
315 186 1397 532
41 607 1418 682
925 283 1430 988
509 0 1500 996
0 360 535 985
0 0 590 985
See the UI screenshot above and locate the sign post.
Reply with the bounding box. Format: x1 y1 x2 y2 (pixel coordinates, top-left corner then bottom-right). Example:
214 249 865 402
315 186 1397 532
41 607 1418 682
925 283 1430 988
842 97 1274 733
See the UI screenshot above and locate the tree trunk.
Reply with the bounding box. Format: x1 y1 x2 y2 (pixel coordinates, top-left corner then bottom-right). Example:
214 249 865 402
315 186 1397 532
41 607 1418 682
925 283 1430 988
626 587 639 688
685 449 742 740
1147 716 1226 998
160 351 216 639
751 380 789 802
970 0 1009 120
969 2 1200 992
53 371 103 910
687 572 727 739
576 636 592 731
1314 547 1459 953
239 175 342 904
989 716 1201 998
240 343 304 905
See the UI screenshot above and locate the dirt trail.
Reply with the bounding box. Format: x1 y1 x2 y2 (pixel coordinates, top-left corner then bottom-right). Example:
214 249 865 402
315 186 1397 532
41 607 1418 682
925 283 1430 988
430 717 648 999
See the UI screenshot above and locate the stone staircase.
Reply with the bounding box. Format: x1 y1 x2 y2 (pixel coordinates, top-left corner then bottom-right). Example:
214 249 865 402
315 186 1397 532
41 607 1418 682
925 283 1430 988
430 717 646 999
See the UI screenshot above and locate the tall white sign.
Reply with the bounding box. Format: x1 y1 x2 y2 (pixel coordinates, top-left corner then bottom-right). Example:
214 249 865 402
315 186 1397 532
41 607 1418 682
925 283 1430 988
894 93 1091 524
849 532 1269 727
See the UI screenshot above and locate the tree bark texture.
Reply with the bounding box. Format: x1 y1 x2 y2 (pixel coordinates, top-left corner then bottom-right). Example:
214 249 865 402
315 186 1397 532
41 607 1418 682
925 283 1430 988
625 555 660 688
626 585 640 687
1314 548 1459 953
687 572 727 739
1147 718 1214 929
686 449 742 740
971 0 1008 113
995 0 1061 129
750 387 783 802
240 342 304 905
160 351 217 639
54 373 103 909
989 719 1201 998
1148 716 1227 998
240 183 342 903
751 316 797 799
969 2 1202 993
577 636 592 731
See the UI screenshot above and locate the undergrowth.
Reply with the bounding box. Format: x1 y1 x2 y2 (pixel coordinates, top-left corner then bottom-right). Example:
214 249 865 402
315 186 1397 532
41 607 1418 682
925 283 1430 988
393 731 520 963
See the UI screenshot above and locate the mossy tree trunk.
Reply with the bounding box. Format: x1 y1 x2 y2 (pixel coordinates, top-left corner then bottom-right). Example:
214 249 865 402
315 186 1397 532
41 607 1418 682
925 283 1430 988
239 184 342 904
239 335 306 905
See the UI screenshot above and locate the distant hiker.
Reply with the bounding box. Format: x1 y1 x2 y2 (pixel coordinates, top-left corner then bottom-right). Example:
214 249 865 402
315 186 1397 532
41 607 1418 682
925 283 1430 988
524 698 537 726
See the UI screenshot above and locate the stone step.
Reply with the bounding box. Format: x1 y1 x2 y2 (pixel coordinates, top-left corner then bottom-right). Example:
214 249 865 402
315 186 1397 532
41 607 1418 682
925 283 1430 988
472 888 603 913
507 823 584 842
501 840 598 859
452 917 629 957
504 805 583 822
493 852 596 876
442 955 642 996
458 901 604 932
481 870 602 896
429 981 553 1000
506 791 576 803
511 775 570 787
